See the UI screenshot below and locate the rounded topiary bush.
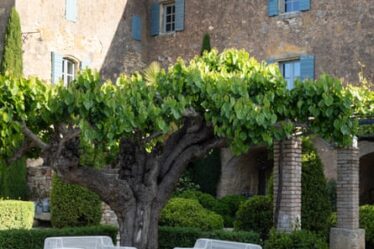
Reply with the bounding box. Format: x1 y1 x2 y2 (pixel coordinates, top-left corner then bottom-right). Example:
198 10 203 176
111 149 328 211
219 195 246 227
177 190 232 226
234 195 273 239
160 198 224 230
264 230 328 249
50 175 102 228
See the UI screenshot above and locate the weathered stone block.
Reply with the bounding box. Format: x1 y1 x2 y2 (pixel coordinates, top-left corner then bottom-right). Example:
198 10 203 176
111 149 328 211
330 228 365 249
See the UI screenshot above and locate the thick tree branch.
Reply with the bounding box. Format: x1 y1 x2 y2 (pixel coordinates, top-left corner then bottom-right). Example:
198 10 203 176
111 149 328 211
158 137 226 203
7 139 34 164
20 122 49 150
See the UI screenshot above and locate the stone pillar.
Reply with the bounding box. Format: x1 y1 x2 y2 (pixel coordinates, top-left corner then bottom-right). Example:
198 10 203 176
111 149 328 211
330 146 365 249
273 137 302 232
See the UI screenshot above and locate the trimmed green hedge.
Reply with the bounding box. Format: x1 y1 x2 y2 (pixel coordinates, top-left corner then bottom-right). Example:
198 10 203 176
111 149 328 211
0 158 28 200
159 226 260 249
51 175 102 228
264 230 328 249
0 225 117 249
160 198 224 230
360 205 374 249
234 195 273 240
0 200 34 230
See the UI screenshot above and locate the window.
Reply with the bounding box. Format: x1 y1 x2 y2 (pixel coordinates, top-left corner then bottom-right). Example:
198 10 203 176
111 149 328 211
163 3 176 33
51 52 85 85
62 58 76 86
280 60 300 89
284 0 300 12
65 0 77 22
269 55 315 89
268 0 310 17
150 0 185 36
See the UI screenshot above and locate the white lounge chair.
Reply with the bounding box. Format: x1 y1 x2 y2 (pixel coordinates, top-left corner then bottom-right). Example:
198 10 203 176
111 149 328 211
174 238 262 249
44 236 137 249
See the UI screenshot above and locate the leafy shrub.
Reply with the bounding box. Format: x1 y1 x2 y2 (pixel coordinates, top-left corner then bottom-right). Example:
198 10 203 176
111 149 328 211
234 195 273 240
174 168 200 196
0 225 117 249
326 179 337 212
264 230 328 249
50 175 102 228
160 198 224 230
176 190 233 227
0 200 34 230
0 159 28 200
360 205 374 248
159 226 260 249
301 139 332 234
219 195 247 227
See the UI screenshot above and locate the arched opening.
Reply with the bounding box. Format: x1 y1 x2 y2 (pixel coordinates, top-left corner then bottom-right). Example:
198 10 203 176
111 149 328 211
359 151 374 205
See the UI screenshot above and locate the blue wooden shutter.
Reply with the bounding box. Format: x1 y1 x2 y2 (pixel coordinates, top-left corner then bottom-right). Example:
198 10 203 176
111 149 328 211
300 55 315 80
300 0 311 11
175 0 185 31
51 52 63 84
65 0 77 22
150 3 160 36
268 0 279 16
132 16 142 41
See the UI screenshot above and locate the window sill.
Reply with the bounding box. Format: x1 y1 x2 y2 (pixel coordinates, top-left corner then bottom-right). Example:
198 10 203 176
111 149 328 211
278 11 302 19
158 31 177 37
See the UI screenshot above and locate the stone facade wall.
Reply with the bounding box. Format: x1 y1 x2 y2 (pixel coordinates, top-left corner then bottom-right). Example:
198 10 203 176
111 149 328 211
147 0 373 84
15 0 147 81
26 158 52 200
273 137 302 232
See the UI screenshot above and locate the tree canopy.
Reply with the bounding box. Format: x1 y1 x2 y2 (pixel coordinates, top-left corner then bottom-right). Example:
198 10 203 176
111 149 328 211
1 49 372 163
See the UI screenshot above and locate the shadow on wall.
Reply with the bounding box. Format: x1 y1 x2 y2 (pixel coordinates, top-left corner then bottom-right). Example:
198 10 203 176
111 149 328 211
0 0 15 63
100 0 148 81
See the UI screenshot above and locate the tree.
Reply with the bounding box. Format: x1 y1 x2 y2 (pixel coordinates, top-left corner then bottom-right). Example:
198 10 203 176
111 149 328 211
0 49 360 249
0 8 23 77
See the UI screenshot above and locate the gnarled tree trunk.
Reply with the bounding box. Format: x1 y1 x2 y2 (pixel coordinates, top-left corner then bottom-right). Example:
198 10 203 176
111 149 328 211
25 119 225 249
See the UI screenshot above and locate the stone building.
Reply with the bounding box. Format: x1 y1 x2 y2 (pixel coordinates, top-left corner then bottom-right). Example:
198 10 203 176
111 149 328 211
0 0 373 246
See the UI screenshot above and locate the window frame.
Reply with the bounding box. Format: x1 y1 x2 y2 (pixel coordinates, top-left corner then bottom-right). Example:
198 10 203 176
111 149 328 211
161 1 176 34
62 57 78 86
283 0 301 13
279 59 301 90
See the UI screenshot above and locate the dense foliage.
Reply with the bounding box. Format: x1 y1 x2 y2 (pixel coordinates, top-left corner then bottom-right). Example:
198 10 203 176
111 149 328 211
159 226 260 249
0 49 361 162
0 8 23 77
0 158 28 199
0 200 34 230
50 175 102 228
0 225 117 249
301 139 332 234
219 195 247 227
360 205 374 249
264 230 328 249
160 198 224 230
190 149 221 196
234 195 273 240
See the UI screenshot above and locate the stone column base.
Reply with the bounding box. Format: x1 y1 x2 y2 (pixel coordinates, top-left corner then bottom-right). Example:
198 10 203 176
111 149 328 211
330 228 365 249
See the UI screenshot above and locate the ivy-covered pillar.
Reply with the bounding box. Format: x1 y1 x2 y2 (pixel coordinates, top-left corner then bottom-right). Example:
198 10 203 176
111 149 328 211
273 136 302 232
330 143 365 249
